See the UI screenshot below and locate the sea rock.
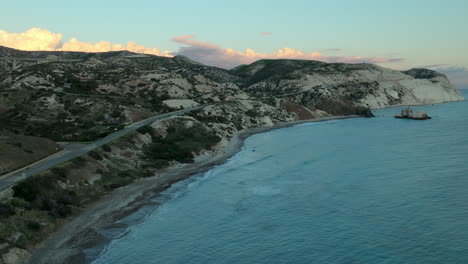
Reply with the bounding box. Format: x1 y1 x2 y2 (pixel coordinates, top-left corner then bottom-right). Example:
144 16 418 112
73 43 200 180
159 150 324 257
412 110 431 120
400 107 413 118
355 107 375 117
395 107 431 120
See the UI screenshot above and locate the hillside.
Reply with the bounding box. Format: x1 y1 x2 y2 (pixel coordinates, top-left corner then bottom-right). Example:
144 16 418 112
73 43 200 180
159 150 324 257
232 59 463 111
0 46 464 264
1 47 463 143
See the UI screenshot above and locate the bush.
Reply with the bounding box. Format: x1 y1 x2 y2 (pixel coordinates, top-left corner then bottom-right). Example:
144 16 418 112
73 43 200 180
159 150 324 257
89 150 103 160
0 203 15 217
245 109 257 117
51 167 66 178
12 175 78 218
13 179 39 202
26 221 41 231
144 124 221 164
65 78 98 94
102 145 111 152
110 109 122 118
137 125 154 135
102 176 134 190
72 156 86 165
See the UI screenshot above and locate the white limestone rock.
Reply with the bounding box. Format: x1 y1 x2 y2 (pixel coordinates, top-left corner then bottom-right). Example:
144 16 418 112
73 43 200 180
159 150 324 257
162 99 200 109
2 247 31 264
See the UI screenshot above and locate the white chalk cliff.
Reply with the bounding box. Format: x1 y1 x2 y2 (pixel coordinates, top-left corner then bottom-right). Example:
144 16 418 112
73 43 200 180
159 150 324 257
233 60 464 113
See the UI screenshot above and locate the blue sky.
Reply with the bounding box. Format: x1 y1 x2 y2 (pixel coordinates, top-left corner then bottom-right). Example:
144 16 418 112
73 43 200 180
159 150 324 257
1 0 467 87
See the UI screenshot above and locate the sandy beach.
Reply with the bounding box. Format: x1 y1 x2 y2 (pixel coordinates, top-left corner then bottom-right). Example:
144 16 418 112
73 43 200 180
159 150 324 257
29 115 359 264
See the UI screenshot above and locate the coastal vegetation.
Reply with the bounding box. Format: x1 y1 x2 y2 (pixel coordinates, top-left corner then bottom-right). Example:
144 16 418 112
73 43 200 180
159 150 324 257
0 118 222 255
143 124 221 164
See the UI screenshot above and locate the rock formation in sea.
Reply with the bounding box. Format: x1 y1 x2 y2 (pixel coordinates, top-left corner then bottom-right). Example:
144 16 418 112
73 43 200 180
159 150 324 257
395 107 431 120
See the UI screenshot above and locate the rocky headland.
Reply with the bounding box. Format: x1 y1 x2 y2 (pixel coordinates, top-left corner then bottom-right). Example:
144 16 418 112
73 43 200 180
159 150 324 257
0 46 464 264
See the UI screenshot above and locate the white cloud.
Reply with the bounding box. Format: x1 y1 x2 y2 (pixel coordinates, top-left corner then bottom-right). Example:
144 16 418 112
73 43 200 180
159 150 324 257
0 28 62 51
0 28 171 57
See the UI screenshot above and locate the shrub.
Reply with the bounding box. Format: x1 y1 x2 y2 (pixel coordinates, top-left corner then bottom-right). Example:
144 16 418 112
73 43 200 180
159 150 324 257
137 125 154 135
26 221 41 231
89 150 103 160
11 142 22 148
12 175 78 218
110 109 122 118
0 203 15 217
13 179 39 202
51 167 66 178
102 145 111 152
65 78 98 94
72 156 86 165
143 124 221 164
245 109 257 117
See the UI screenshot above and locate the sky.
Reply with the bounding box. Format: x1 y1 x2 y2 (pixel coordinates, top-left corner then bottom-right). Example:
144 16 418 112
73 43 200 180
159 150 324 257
1 0 467 88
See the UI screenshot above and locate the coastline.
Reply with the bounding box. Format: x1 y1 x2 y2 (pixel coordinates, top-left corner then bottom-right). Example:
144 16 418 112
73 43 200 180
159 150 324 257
29 115 359 264
369 95 466 111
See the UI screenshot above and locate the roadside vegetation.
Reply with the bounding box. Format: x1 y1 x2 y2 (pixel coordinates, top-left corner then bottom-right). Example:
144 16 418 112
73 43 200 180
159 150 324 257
0 121 221 250
143 124 221 166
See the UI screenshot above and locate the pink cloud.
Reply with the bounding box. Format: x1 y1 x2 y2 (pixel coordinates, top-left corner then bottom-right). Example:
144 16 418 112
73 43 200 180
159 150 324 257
172 35 403 69
260 32 272 36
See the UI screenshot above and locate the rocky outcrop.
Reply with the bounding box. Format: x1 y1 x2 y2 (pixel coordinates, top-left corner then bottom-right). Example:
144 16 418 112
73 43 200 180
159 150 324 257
1 246 31 264
162 99 199 109
280 101 329 120
412 110 431 120
395 107 431 120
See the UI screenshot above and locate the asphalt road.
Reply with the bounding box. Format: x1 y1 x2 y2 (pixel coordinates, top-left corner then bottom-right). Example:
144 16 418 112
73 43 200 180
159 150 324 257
0 105 205 191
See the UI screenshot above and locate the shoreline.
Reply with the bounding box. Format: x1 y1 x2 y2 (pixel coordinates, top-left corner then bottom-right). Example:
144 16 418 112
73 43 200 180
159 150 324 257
28 97 468 263
370 96 466 111
29 115 360 264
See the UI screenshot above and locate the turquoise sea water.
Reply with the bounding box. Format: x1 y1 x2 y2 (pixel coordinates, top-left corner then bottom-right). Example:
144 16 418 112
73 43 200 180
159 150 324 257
93 92 468 264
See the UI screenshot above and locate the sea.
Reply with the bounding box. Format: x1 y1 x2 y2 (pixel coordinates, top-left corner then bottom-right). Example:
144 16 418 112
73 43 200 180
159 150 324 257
92 90 468 264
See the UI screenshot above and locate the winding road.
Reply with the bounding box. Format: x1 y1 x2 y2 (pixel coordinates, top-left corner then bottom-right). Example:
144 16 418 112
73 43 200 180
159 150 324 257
0 106 205 192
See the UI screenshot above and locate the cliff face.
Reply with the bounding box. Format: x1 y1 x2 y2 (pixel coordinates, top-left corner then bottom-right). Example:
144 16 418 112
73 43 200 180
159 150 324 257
231 59 464 110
